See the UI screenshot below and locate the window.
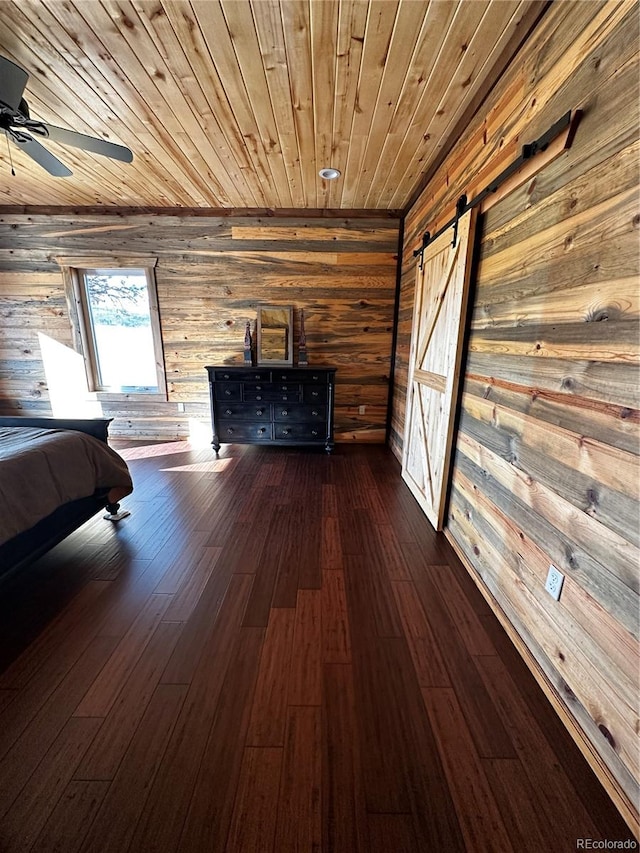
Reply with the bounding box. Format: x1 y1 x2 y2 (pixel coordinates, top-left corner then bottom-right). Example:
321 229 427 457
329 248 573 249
57 256 166 399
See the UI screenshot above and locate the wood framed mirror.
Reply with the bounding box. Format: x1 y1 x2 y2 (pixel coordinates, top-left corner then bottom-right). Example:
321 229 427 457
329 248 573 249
257 305 293 366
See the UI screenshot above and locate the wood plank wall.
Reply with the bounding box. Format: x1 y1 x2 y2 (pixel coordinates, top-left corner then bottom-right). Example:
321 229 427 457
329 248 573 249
392 0 639 830
0 213 399 441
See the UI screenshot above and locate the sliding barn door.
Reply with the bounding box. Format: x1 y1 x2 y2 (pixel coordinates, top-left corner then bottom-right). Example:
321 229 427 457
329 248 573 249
402 208 477 530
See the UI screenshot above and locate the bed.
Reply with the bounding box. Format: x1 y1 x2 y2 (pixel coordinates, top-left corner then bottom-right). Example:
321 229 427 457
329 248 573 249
0 417 133 577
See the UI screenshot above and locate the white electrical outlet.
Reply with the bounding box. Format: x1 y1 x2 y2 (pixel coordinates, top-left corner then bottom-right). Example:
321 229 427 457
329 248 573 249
359 405 366 414
545 565 564 601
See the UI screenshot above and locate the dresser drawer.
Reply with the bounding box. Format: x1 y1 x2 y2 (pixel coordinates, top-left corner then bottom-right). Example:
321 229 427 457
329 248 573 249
274 423 326 440
273 404 326 422
303 385 327 403
271 369 327 383
214 369 269 382
215 382 241 401
218 421 272 441
244 388 301 403
215 402 270 420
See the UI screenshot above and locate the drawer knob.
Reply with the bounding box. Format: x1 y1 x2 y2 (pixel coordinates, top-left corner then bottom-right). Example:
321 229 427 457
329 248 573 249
311 391 319 397
312 430 318 436
223 373 230 379
312 410 319 416
225 389 231 396
283 428 290 435
225 409 233 415
256 395 262 400
256 385 262 390
256 409 264 416
281 409 288 416
282 395 288 400
258 428 266 434
226 427 234 434
312 375 319 380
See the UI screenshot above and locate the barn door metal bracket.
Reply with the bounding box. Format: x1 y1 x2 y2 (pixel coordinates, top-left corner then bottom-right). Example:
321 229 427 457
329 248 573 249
416 231 430 270
451 195 468 249
413 109 581 266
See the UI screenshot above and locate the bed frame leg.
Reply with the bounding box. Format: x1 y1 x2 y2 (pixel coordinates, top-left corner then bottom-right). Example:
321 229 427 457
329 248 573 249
104 501 131 521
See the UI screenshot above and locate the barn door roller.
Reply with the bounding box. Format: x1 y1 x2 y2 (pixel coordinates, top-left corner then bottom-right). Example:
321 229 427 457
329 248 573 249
413 109 582 268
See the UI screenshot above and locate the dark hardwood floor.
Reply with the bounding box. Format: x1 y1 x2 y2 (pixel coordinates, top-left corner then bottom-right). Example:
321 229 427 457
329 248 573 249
0 442 632 851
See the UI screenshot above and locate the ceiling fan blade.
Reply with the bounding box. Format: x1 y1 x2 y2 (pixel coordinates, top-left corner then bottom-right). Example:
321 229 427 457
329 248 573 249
12 134 72 177
42 123 133 163
0 56 29 113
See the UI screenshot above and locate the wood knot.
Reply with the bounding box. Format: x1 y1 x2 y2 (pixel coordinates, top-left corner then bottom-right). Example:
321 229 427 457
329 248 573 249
586 307 610 322
598 724 615 749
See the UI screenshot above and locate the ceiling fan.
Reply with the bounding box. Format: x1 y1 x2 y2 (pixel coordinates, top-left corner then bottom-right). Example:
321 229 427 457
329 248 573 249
0 55 133 177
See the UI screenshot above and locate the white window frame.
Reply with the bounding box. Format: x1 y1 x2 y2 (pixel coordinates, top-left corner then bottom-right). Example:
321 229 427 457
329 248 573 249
57 255 167 401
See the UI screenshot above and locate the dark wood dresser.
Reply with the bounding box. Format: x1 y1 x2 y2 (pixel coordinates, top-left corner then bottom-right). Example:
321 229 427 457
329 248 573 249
206 365 337 453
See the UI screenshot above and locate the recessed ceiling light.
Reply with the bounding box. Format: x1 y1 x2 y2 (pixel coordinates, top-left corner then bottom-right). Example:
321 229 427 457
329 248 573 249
319 167 341 180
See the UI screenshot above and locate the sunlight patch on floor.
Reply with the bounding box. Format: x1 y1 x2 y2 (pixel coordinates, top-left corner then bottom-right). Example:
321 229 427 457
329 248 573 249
160 458 236 473
118 441 195 460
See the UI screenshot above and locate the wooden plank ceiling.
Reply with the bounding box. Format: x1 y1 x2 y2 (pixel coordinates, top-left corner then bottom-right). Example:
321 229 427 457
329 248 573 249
0 0 543 211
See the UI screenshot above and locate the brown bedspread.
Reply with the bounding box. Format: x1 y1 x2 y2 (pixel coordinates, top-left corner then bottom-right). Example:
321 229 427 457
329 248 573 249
0 427 133 547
